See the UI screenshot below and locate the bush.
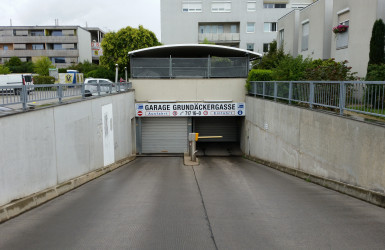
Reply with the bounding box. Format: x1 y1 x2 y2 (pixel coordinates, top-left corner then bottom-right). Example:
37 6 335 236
33 75 55 84
271 55 312 81
0 65 11 74
85 67 115 81
304 58 357 81
366 64 385 81
246 69 273 90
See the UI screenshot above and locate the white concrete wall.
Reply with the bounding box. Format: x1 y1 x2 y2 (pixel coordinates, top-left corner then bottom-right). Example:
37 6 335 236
77 27 92 63
331 0 381 78
242 96 385 194
298 0 332 59
0 91 136 206
277 10 299 57
132 78 247 102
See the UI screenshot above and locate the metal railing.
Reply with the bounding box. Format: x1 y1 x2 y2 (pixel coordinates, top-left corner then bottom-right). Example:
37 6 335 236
0 82 132 111
248 81 385 118
131 57 249 79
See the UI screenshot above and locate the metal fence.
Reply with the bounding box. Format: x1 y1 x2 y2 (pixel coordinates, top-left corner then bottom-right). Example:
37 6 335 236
248 81 385 118
131 57 249 79
0 82 132 111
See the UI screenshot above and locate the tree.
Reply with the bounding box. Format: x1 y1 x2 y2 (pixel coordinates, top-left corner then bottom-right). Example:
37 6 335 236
252 40 287 70
100 25 161 74
33 57 53 76
0 65 11 74
368 19 385 66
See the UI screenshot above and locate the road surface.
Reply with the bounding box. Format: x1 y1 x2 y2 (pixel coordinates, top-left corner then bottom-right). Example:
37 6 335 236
1 157 385 249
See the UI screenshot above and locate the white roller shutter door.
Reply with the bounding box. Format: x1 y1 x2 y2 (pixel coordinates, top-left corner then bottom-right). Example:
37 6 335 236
142 118 188 153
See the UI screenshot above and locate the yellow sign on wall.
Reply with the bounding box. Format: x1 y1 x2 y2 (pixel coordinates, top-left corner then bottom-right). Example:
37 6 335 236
65 74 74 83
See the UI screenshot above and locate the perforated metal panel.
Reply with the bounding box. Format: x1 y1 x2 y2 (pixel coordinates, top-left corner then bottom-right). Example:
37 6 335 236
194 117 239 142
142 118 188 154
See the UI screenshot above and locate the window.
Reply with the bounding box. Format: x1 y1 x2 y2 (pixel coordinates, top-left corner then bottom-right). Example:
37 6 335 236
211 1 231 12
32 44 44 50
264 22 277 32
52 57 66 63
247 43 254 51
263 43 270 53
14 44 26 50
182 1 202 12
247 1 256 11
301 21 309 51
230 25 237 33
51 30 62 36
14 30 28 36
3 45 8 50
263 3 286 8
31 30 44 36
336 10 350 49
278 29 284 47
199 25 224 33
53 44 63 50
247 22 255 33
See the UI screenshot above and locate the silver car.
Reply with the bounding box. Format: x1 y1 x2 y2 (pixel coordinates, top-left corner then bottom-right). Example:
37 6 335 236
84 78 115 96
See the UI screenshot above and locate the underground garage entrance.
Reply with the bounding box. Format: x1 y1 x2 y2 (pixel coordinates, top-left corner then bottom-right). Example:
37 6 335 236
136 103 245 156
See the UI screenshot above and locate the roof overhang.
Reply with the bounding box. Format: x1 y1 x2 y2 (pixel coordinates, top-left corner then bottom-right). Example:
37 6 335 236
128 44 262 60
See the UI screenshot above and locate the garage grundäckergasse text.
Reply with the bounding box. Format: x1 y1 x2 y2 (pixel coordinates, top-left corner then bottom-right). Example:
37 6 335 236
144 103 236 111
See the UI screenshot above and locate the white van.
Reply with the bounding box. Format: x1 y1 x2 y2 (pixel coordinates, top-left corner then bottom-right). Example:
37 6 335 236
0 74 34 95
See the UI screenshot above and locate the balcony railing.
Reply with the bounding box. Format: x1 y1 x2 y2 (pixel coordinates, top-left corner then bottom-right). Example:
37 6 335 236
198 33 240 42
0 36 78 43
0 49 79 57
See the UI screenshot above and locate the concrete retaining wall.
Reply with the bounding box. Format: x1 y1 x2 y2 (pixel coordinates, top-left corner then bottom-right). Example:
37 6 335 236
242 96 385 205
0 91 136 207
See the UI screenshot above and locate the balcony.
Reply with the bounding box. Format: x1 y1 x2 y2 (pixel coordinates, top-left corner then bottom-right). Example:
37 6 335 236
198 33 240 43
0 36 78 44
0 49 79 57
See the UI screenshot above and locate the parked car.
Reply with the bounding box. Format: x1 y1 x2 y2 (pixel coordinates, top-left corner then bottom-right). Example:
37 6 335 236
84 78 115 97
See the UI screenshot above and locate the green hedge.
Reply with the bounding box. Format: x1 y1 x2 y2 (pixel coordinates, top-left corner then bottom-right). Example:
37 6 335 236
33 75 55 84
246 69 273 90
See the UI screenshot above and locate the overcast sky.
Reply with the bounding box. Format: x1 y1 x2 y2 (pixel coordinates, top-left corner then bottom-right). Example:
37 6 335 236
0 0 162 40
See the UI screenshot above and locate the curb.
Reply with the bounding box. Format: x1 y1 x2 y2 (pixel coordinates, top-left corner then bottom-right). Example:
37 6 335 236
244 155 385 209
0 156 136 224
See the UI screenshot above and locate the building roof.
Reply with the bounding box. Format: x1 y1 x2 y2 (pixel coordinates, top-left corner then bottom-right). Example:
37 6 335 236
128 44 262 60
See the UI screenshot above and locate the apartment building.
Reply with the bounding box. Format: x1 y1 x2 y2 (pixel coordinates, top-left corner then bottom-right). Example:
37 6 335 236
161 0 315 53
0 26 94 68
277 0 385 77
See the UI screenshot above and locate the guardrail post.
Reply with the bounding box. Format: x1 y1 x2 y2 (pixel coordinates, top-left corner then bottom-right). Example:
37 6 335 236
22 85 27 111
97 83 101 96
208 55 211 79
253 82 256 97
81 84 85 99
339 82 345 115
263 82 266 99
289 81 293 104
58 85 63 104
109 83 113 94
274 82 278 101
169 55 172 79
309 82 314 109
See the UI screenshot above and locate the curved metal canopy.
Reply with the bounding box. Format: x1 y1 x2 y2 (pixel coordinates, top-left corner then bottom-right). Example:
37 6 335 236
128 44 262 60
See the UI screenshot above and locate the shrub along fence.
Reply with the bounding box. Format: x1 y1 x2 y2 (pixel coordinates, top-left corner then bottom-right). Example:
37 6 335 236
248 81 385 118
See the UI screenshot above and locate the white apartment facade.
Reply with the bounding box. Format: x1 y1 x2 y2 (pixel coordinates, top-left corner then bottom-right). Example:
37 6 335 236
278 0 385 77
161 0 315 54
0 26 94 68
